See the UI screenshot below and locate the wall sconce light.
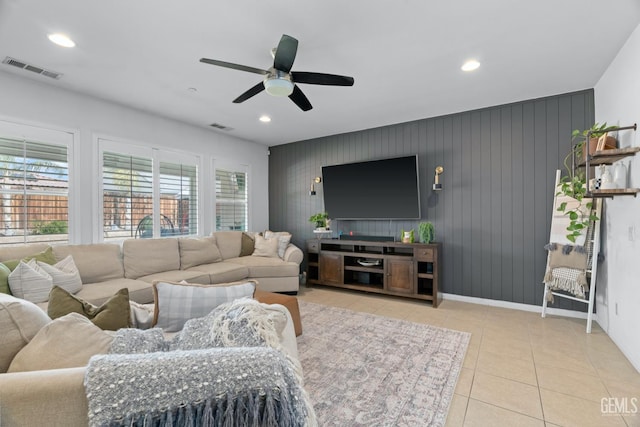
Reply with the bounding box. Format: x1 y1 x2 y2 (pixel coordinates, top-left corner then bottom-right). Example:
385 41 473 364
309 176 322 196
433 166 444 191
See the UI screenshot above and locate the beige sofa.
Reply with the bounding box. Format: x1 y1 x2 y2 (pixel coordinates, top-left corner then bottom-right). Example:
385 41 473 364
0 231 304 426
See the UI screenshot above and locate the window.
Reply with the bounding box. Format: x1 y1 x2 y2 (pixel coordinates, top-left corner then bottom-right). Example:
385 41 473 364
215 167 248 231
100 139 199 241
0 137 69 245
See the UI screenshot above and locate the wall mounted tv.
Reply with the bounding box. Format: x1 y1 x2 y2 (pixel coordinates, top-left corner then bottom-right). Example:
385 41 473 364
322 155 421 220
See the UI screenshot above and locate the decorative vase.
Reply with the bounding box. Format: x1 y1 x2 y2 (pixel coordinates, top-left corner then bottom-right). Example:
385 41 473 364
613 163 627 189
600 165 615 190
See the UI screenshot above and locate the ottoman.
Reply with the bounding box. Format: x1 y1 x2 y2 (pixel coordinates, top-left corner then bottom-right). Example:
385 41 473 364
254 290 302 336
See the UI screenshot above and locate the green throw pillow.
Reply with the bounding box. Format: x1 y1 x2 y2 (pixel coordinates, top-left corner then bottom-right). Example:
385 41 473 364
3 247 57 271
0 263 11 295
47 286 131 331
239 232 255 257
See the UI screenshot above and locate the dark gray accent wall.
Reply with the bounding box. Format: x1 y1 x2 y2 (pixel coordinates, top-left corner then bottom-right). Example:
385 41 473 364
269 90 594 309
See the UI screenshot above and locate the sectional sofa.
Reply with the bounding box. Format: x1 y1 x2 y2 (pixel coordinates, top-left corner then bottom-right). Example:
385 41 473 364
0 231 305 425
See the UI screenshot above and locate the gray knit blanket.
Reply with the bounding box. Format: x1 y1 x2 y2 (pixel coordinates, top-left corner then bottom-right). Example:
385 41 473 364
84 298 315 427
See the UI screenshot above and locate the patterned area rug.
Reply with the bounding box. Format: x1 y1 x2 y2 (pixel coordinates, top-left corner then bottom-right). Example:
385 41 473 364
297 301 470 427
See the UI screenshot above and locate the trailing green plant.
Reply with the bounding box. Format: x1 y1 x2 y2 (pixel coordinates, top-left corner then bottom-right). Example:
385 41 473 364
556 125 602 243
418 221 435 244
308 212 329 228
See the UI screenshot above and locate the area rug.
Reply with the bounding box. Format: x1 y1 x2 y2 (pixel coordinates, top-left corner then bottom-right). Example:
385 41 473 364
297 301 470 427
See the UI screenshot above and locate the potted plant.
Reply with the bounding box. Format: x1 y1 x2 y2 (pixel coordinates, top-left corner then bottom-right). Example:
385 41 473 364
571 122 616 160
309 212 329 230
418 222 435 244
557 133 599 243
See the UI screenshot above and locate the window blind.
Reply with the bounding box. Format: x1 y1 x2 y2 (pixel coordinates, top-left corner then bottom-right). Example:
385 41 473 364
0 137 69 244
159 162 198 236
215 169 247 231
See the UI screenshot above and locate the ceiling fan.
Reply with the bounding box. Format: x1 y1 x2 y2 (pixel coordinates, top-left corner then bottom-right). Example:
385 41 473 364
200 34 354 111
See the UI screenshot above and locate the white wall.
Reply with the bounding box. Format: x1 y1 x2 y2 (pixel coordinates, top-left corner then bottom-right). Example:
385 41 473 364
594 22 640 371
0 71 269 242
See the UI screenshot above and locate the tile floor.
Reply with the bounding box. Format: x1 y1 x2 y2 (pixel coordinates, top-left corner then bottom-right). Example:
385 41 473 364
297 286 640 427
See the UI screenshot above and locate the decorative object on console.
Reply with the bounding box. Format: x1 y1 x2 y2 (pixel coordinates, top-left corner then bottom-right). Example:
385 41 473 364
309 212 329 230
356 259 382 267
400 228 415 243
418 221 435 244
433 165 444 191
309 176 322 196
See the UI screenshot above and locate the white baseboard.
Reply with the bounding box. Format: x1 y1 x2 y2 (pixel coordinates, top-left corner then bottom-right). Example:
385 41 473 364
441 293 595 321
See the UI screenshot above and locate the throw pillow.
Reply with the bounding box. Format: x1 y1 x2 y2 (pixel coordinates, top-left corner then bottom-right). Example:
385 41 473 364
239 232 256 257
264 231 292 259
8 259 53 303
252 234 280 258
0 293 52 373
152 279 257 332
0 263 11 295
178 237 223 269
7 313 114 373
2 246 57 271
36 255 82 294
47 286 131 331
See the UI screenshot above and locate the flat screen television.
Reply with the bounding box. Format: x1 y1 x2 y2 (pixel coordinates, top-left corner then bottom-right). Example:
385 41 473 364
322 155 421 219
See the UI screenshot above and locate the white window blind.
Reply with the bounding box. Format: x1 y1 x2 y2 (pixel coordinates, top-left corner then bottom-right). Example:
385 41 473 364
0 137 69 245
102 151 153 240
159 161 198 236
215 168 247 231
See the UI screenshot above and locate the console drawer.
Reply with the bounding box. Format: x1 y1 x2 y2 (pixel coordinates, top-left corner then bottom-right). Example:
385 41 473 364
415 247 434 261
307 240 319 253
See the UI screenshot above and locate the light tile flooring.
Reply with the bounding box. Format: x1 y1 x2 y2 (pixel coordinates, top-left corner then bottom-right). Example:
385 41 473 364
297 286 640 427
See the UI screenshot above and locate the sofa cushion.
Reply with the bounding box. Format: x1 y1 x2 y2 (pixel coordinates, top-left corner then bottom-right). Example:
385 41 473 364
48 286 131 331
226 256 300 278
0 293 52 373
7 313 114 373
152 280 257 332
8 259 53 303
0 263 11 295
264 231 292 259
136 269 211 285
211 231 242 260
239 232 255 257
123 238 180 279
75 278 153 306
0 243 50 264
2 246 57 271
185 262 249 284
252 234 280 258
178 237 222 269
53 244 124 283
36 256 82 294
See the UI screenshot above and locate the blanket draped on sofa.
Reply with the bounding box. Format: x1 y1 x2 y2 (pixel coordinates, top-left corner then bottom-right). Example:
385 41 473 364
84 298 315 427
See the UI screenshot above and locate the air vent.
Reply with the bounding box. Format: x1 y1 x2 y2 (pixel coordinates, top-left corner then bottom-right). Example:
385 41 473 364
2 57 62 79
209 123 233 131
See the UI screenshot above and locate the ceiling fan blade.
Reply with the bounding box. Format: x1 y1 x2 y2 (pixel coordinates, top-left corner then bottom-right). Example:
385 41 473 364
273 34 298 73
291 71 355 86
289 85 312 111
233 81 265 103
200 58 268 75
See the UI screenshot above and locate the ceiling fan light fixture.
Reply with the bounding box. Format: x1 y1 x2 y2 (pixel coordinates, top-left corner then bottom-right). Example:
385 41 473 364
263 77 294 97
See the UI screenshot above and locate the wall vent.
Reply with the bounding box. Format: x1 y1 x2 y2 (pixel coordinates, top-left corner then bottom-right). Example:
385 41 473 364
209 123 233 131
2 57 63 79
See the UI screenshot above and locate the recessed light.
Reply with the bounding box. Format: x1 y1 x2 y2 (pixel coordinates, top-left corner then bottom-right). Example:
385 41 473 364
259 115 271 123
188 87 198 92
48 33 75 48
461 59 480 72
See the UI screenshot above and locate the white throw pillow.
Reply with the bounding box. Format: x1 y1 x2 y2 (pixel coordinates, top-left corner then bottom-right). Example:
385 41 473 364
8 259 53 303
152 280 257 332
36 255 82 294
252 234 280 258
264 231 292 259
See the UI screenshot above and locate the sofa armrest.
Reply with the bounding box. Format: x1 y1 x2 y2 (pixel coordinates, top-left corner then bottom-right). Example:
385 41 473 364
283 243 303 264
0 367 88 427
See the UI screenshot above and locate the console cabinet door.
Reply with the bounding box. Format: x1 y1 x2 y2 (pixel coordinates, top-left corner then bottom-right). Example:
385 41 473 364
385 259 414 294
319 253 343 285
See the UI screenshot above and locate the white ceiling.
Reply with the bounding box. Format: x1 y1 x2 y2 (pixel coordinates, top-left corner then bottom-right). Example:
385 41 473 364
1 0 639 146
